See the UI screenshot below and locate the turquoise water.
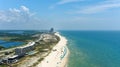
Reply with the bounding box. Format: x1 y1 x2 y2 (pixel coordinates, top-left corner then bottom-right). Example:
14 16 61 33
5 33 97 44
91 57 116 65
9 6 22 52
60 31 120 67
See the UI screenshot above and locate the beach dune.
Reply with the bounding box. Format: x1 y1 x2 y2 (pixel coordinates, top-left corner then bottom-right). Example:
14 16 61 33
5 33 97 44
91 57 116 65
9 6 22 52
37 32 69 67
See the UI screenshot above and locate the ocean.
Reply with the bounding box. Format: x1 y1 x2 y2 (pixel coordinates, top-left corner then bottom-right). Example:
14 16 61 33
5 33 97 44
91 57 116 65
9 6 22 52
60 31 120 67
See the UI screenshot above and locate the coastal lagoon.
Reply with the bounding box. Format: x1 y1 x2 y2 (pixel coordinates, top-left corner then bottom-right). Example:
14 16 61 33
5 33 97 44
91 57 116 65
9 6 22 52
0 40 24 48
0 30 37 48
61 31 120 67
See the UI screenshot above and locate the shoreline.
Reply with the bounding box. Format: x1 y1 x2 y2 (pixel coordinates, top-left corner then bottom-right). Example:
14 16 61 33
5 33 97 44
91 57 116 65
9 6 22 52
37 32 70 67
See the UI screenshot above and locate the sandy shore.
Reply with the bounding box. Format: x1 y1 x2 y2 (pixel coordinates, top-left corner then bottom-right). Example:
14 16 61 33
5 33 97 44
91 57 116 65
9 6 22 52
36 32 70 67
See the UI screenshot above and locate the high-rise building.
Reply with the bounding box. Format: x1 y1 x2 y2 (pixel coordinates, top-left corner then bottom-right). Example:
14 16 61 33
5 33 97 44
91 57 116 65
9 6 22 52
49 28 54 33
15 42 35 56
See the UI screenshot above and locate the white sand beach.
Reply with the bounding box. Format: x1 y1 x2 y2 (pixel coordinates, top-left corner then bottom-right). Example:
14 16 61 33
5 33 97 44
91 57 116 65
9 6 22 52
37 32 70 67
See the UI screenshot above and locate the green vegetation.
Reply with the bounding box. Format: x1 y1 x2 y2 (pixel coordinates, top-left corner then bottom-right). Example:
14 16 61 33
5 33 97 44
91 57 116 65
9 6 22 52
0 46 5 50
0 31 40 42
0 31 60 67
29 34 60 67
0 64 7 67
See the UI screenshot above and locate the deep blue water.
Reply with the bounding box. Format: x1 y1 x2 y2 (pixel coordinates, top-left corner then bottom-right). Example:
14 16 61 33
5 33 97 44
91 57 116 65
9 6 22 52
0 40 23 48
60 31 120 67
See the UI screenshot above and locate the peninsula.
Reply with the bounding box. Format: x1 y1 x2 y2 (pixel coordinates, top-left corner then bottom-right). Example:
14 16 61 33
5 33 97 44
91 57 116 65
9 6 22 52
0 29 69 67
37 32 69 67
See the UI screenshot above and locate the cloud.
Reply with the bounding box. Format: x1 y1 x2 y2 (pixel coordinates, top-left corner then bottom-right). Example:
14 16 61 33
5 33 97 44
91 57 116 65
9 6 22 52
0 6 53 30
0 6 36 23
76 3 120 14
49 0 83 9
105 0 120 3
20 6 29 12
69 0 120 14
57 0 81 5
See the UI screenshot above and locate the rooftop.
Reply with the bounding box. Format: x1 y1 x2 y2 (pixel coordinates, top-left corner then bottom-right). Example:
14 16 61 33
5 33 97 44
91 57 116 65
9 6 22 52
18 42 35 49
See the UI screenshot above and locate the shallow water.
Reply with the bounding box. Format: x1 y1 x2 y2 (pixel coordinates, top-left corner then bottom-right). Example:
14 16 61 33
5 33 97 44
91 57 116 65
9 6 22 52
60 31 120 67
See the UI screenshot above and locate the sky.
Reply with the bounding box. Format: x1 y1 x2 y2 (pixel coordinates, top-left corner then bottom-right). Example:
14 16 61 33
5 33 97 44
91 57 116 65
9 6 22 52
0 0 120 30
